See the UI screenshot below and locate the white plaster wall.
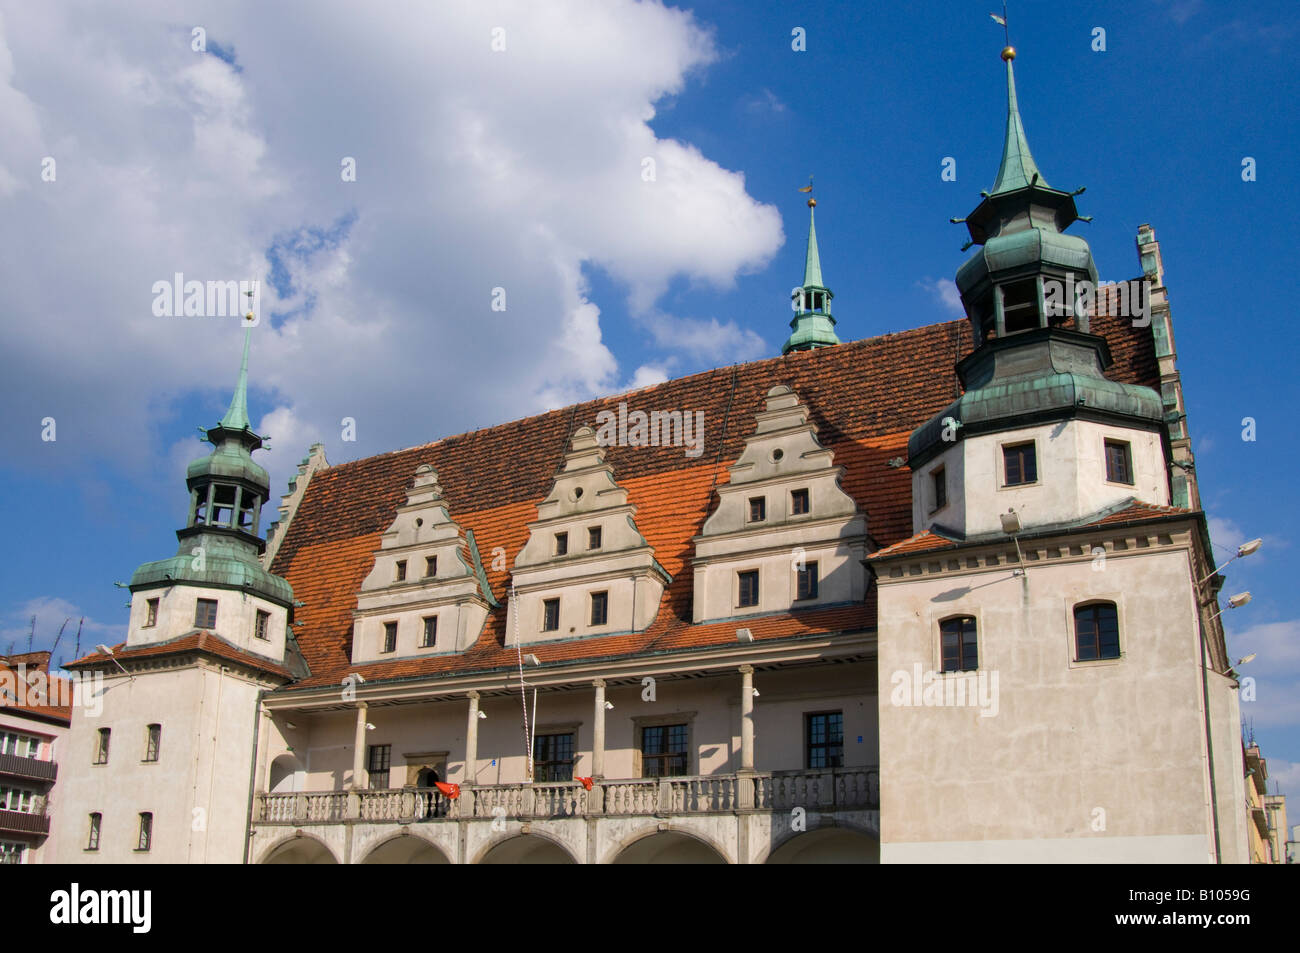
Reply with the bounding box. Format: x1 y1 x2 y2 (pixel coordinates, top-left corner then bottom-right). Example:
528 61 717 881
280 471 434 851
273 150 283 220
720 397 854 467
877 546 1215 860
694 538 865 623
127 585 288 664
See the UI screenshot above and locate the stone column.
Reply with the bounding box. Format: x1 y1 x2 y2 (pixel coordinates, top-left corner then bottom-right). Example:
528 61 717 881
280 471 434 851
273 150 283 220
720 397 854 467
592 678 607 779
252 705 271 795
350 703 368 790
463 691 480 815
739 665 755 772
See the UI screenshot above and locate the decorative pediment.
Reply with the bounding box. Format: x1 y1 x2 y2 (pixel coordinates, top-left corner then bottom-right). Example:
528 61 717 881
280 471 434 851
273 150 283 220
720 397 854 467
507 427 669 645
693 385 867 622
352 465 489 661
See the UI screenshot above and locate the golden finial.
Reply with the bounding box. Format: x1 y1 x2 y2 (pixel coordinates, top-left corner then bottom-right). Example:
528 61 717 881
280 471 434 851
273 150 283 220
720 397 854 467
1001 46 1016 61
807 197 816 207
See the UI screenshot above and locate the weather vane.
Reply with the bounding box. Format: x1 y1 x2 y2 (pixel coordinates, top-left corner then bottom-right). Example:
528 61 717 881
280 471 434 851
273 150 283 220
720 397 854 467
797 174 814 206
990 3 1010 48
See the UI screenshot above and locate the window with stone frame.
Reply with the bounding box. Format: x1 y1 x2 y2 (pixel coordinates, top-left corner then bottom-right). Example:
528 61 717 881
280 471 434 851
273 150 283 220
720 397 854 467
382 621 397 653
542 598 560 632
590 591 609 626
554 532 569 556
421 616 438 648
640 723 689 778
748 497 766 522
1104 440 1134 485
1074 602 1121 661
145 598 159 628
796 561 819 601
588 526 602 550
395 560 407 582
940 615 979 673
1003 441 1037 486
806 711 844 769
791 488 810 516
425 555 438 577
738 570 759 608
533 732 575 782
255 609 270 641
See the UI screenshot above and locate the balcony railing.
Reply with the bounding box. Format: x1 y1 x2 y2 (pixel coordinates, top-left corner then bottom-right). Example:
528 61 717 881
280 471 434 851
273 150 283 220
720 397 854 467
0 752 57 783
0 808 50 835
254 767 879 826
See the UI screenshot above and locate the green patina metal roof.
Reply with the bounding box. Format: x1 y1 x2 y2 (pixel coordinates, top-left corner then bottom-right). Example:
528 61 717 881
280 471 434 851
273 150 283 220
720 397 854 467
186 327 270 491
803 203 824 289
219 327 252 431
130 547 294 606
991 56 1048 195
783 200 841 355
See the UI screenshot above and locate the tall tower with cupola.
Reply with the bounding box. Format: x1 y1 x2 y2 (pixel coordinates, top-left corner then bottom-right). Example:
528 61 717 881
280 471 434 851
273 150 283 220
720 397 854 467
783 198 841 355
55 329 298 864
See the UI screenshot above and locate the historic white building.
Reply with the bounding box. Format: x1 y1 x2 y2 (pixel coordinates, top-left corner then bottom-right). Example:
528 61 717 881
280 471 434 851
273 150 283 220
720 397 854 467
51 44 1250 864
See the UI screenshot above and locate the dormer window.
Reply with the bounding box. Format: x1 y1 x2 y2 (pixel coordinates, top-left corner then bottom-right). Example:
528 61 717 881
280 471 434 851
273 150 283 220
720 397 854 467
796 561 819 600
255 610 269 640
748 497 766 522
1104 440 1134 485
394 560 407 582
195 599 218 629
590 591 608 626
588 526 602 550
738 570 759 608
424 556 437 578
1003 442 1037 486
542 599 560 632
555 532 569 556
382 622 397 653
421 616 438 648
791 488 810 516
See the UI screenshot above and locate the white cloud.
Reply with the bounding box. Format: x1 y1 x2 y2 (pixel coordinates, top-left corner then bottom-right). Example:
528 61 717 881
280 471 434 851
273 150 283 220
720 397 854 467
1 597 126 667
917 277 964 316
0 0 783 502
1266 758 1300 800
643 311 767 364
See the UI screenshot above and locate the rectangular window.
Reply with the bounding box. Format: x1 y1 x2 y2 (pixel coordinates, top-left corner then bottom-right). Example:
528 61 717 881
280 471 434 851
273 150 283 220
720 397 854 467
791 488 810 516
367 744 391 789
1075 603 1121 661
394 560 407 582
421 616 438 648
748 497 766 522
255 609 270 641
1 732 40 759
807 712 844 769
95 728 111 765
554 532 568 556
738 570 759 608
195 598 218 629
87 813 101 851
542 598 560 632
145 598 159 628
0 842 23 865
136 813 152 852
796 561 819 600
144 724 161 763
0 786 36 812
590 591 608 626
1003 442 1037 486
588 526 602 550
1105 440 1134 485
932 467 947 511
382 622 397 654
533 733 575 782
940 616 979 673
425 556 437 577
640 724 688 778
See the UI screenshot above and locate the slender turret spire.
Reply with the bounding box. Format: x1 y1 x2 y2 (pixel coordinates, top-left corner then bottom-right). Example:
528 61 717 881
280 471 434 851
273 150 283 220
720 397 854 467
990 47 1048 195
220 327 253 431
783 196 841 355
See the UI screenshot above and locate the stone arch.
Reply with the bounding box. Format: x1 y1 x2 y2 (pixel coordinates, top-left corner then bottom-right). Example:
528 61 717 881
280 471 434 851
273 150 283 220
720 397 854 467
258 833 339 865
761 825 880 864
475 831 578 865
360 833 452 865
606 825 731 865
268 753 305 793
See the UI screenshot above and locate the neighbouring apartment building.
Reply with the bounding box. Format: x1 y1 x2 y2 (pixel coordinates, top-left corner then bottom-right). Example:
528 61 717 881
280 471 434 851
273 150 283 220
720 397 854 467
51 44 1254 864
0 652 71 864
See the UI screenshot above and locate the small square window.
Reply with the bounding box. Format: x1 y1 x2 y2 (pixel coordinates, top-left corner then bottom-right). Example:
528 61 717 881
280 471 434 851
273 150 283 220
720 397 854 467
796 561 819 600
144 724 161 763
382 622 397 654
542 598 560 632
421 616 438 648
748 497 766 522
1105 440 1134 485
791 489 810 516
136 812 153 852
394 560 407 582
590 591 608 626
254 610 270 641
86 813 101 852
424 556 437 577
588 526 602 550
738 570 759 608
1003 442 1037 486
144 598 159 628
195 599 218 630
931 467 947 511
555 532 569 556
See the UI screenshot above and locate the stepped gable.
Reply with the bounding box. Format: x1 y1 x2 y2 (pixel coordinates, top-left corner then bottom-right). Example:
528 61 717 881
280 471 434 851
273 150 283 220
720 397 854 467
270 308 1156 689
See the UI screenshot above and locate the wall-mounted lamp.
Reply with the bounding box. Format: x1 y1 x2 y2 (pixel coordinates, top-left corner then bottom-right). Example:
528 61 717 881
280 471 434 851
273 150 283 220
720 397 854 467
1198 538 1263 585
523 654 541 666
751 688 760 698
365 722 376 731
478 710 488 720
736 628 754 643
604 701 614 711
1208 591 1252 624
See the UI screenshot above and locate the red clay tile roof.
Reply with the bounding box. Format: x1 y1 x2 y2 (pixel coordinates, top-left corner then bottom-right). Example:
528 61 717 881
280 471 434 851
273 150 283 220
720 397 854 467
0 655 73 724
271 310 1160 689
66 632 295 681
868 500 1195 560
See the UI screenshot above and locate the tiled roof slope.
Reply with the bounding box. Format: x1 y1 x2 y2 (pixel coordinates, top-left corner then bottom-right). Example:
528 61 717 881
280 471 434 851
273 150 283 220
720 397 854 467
272 311 1158 689
0 654 73 724
65 634 296 681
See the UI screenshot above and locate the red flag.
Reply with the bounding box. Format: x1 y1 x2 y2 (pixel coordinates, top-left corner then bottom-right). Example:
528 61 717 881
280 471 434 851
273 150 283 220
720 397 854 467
434 781 460 799
576 776 594 791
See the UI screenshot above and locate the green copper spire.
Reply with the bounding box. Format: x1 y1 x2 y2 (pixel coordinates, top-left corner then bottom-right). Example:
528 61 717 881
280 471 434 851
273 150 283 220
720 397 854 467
990 48 1048 195
219 327 253 431
783 197 841 355
803 202 824 288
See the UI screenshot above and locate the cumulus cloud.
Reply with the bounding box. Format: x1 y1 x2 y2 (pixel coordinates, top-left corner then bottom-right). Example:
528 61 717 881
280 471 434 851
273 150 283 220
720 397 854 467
0 0 783 501
917 277 964 316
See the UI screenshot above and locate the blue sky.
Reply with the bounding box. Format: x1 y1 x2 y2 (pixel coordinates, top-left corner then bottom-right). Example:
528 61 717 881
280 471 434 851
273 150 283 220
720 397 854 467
1 0 1296 800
